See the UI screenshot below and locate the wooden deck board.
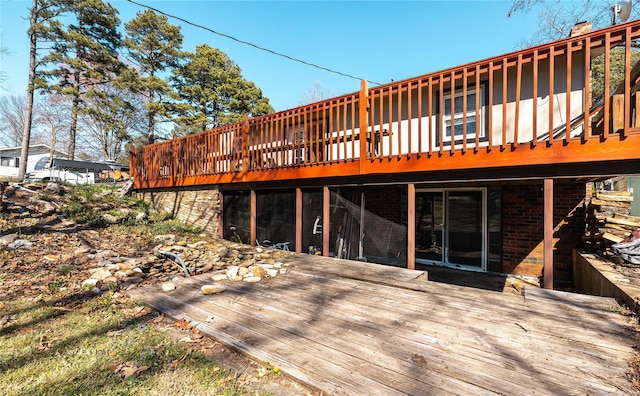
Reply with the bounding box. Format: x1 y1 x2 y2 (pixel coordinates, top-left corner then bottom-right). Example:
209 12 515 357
128 256 638 395
181 271 630 392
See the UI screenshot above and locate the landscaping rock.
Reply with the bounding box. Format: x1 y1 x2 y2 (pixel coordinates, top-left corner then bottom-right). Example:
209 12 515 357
211 273 227 281
8 239 33 250
201 284 226 295
161 282 176 292
227 266 239 278
81 278 101 288
89 268 112 280
243 276 261 283
45 183 62 194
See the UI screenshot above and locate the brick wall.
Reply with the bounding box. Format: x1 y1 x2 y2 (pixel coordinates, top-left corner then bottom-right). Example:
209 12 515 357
502 180 585 282
137 186 220 235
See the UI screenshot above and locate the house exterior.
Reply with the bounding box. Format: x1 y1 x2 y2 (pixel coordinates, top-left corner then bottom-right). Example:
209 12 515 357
0 145 67 179
130 20 640 289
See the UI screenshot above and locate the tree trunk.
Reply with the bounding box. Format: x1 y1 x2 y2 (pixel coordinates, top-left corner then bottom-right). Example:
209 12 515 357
49 124 56 167
147 111 155 144
17 0 38 181
68 94 79 160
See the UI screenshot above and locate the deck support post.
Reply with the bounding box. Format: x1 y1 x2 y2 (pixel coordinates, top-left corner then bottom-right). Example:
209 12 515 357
218 190 224 239
407 184 416 270
250 190 256 247
323 186 330 257
296 188 302 253
543 178 554 289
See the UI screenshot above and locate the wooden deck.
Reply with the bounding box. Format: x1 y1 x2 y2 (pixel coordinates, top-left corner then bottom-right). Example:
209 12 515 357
128 256 639 395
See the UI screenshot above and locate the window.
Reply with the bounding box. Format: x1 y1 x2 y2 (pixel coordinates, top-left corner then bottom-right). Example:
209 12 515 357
0 157 10 167
442 87 484 144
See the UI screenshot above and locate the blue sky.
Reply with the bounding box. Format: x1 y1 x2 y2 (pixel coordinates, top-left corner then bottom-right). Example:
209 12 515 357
0 0 543 111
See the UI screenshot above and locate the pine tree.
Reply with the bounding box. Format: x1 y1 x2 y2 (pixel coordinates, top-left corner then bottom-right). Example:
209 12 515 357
124 9 184 144
172 44 273 132
39 0 123 160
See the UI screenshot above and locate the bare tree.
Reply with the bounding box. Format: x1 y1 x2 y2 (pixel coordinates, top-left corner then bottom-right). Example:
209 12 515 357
78 83 146 162
508 0 640 102
509 0 637 45
0 44 8 90
0 95 28 147
32 93 70 159
298 81 334 106
18 0 69 180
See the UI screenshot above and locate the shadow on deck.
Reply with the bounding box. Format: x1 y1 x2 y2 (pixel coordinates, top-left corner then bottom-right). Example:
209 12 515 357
128 254 638 395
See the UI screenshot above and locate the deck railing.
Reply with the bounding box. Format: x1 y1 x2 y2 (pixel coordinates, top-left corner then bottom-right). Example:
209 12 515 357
131 20 640 189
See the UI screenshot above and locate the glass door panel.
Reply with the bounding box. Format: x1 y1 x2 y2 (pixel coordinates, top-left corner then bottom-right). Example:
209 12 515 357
415 192 444 262
446 191 484 268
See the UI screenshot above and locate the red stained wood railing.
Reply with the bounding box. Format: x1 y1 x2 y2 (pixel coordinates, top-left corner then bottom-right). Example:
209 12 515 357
131 20 640 190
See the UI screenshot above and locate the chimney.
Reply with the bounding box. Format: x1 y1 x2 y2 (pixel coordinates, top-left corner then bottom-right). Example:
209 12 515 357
570 21 592 37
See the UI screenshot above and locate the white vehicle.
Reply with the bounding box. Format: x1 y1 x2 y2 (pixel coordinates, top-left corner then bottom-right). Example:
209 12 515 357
24 157 111 185
25 168 95 185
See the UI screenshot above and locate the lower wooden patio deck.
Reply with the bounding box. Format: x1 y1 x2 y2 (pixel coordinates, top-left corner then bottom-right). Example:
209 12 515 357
128 256 638 395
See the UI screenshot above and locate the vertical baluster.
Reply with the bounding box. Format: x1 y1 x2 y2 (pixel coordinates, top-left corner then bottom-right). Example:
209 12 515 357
328 100 334 162
462 68 468 152
475 64 481 149
428 76 433 155
439 75 444 153
388 86 393 158
342 98 348 161
502 57 508 149
533 51 538 144
408 82 413 157
565 41 572 142
450 70 456 154
515 53 522 146
488 62 494 150
583 37 591 140
367 89 374 159
624 26 631 136
397 84 402 159
549 46 555 144
280 111 286 166
417 79 423 156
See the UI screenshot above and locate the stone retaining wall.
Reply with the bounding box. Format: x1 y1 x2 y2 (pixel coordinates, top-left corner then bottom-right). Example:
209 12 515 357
137 186 220 235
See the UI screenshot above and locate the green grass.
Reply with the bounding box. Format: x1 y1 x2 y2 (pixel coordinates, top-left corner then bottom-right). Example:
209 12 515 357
0 291 253 395
58 185 201 237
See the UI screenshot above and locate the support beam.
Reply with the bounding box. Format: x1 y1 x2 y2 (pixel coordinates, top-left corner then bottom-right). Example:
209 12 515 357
296 188 302 253
250 190 256 247
543 178 554 290
218 190 224 239
407 184 416 270
323 186 330 257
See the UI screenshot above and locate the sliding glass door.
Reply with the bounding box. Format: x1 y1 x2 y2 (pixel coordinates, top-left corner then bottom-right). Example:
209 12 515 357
415 189 486 270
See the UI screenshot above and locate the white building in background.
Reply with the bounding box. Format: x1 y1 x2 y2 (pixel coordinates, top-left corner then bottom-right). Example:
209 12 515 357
0 145 67 179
